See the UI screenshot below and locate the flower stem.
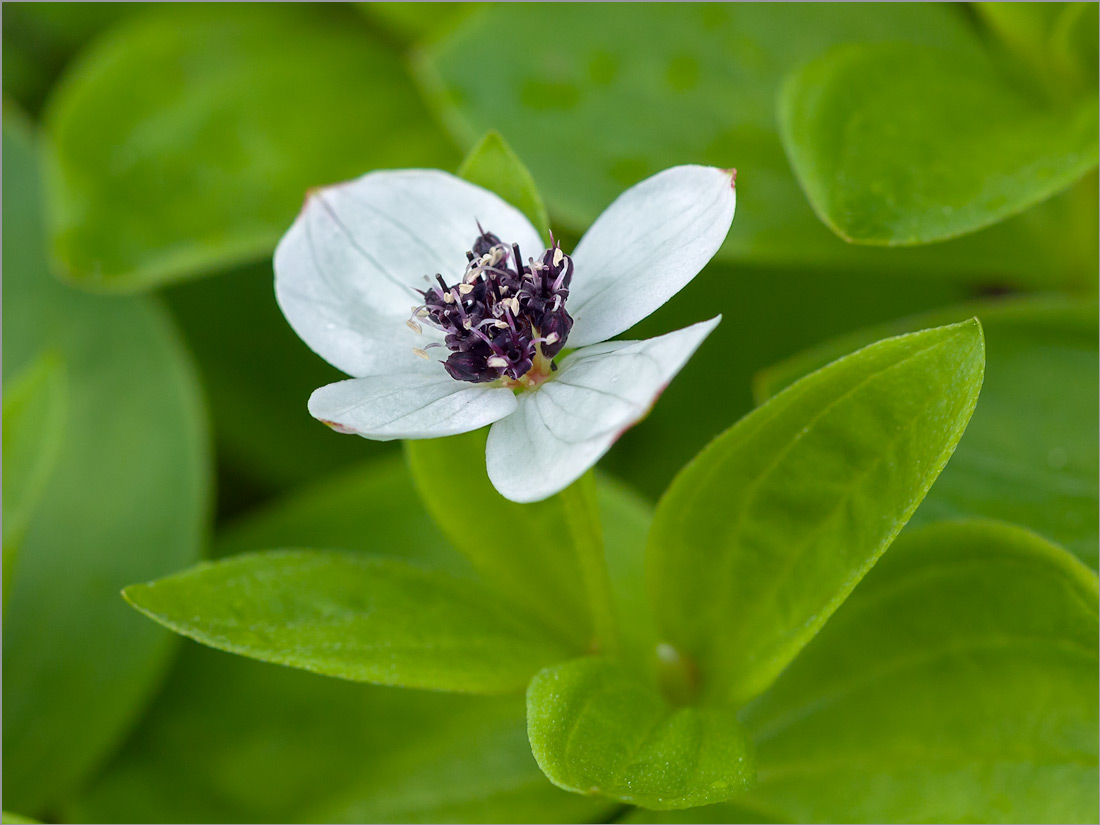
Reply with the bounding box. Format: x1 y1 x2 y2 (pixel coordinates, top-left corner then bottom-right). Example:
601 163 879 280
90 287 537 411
559 471 621 657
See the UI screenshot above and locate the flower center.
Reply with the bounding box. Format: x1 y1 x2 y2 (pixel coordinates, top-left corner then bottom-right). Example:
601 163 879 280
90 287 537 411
408 226 574 385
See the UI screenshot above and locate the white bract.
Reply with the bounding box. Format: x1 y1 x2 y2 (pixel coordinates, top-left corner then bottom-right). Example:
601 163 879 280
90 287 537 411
275 165 736 502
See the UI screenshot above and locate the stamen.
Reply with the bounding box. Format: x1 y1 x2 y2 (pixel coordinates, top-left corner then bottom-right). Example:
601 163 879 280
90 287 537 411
406 319 423 334
412 347 430 360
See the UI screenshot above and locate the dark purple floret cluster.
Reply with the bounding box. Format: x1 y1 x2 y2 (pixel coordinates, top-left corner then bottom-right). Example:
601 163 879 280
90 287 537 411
410 227 574 384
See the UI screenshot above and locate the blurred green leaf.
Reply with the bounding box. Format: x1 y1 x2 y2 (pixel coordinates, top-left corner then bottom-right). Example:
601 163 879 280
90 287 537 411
125 550 570 693
458 130 550 240
1 812 40 825
649 321 985 706
2 117 209 812
406 430 593 652
43 3 458 291
756 298 1099 568
418 3 1092 286
736 520 1099 822
779 42 1099 246
357 2 473 47
73 456 646 823
68 643 613 824
2 352 66 606
216 454 461 567
527 657 755 810
2 2 147 116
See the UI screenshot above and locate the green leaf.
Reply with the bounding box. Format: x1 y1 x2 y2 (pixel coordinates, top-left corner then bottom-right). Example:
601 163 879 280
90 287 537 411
756 298 1099 568
43 3 457 291
649 320 986 706
1 812 40 825
124 550 569 693
779 42 1099 246
418 3 1094 287
69 644 613 824
458 130 550 240
3 115 209 813
527 658 755 810
2 352 66 606
73 459 647 823
736 520 1099 823
406 430 593 651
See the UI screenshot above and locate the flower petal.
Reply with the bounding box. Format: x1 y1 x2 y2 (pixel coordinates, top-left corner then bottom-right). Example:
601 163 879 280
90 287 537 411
309 372 518 441
486 316 721 502
567 166 736 348
275 169 544 377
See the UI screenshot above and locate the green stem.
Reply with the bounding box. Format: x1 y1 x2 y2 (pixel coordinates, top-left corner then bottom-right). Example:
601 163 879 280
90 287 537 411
559 472 621 657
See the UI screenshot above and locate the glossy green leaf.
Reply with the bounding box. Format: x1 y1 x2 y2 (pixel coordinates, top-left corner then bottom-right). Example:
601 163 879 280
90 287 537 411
528 657 754 810
756 298 1099 568
458 130 550 240
2 353 66 605
406 430 593 651
419 3 1093 286
3 116 209 813
649 321 985 706
780 41 1099 246
735 520 1099 823
43 3 457 291
69 643 613 825
125 550 569 693
74 458 647 824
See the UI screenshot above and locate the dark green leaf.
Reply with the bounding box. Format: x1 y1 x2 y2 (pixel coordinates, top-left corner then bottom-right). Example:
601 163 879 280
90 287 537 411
736 520 1099 823
528 657 754 810
649 321 985 705
68 643 612 824
418 3 1093 286
458 130 550 240
2 353 66 605
124 550 569 693
756 298 1099 568
2 117 210 812
43 4 457 291
779 42 1099 246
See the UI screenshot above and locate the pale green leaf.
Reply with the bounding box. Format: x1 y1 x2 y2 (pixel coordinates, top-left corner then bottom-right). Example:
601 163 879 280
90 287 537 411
755 298 1099 568
457 131 549 239
124 550 569 693
649 321 985 705
736 520 1099 823
2 352 66 606
43 4 457 291
779 42 1098 246
3 116 209 813
528 658 754 810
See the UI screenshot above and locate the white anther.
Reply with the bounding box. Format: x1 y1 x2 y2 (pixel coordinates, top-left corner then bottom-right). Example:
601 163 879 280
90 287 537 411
406 319 423 334
412 347 430 360
495 320 508 329
416 308 429 318
458 283 474 294
505 296 521 315
553 247 564 267
487 356 508 369
463 318 472 330
545 332 560 344
443 291 455 303
490 247 504 265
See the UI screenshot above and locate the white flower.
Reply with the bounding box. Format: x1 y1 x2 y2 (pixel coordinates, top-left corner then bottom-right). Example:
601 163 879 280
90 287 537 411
274 165 736 503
